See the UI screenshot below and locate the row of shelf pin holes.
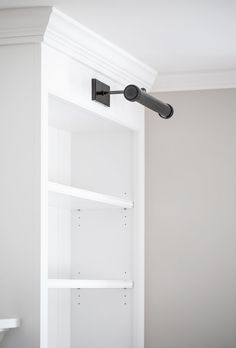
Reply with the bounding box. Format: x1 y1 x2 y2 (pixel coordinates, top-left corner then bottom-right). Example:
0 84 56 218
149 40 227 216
76 208 128 230
76 290 128 306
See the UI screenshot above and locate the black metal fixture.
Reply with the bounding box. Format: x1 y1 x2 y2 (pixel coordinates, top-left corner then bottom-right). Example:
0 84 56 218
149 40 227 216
92 78 174 119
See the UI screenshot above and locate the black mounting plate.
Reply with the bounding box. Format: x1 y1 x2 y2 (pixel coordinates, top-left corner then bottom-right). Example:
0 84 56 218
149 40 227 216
91 79 110 107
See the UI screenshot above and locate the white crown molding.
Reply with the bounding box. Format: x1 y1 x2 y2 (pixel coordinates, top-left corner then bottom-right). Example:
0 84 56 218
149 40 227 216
152 70 236 92
0 7 52 44
0 6 157 89
44 8 157 89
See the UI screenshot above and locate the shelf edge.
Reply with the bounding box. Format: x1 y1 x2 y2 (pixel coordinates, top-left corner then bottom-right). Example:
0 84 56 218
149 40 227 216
48 181 134 209
48 279 134 289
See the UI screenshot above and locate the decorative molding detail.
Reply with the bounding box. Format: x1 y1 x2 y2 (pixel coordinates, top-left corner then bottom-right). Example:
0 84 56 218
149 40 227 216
0 7 157 89
44 8 157 89
152 70 236 92
0 7 52 44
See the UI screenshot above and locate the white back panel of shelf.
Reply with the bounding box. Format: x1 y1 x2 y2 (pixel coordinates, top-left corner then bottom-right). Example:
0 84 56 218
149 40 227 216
71 289 133 348
71 208 133 279
71 130 133 199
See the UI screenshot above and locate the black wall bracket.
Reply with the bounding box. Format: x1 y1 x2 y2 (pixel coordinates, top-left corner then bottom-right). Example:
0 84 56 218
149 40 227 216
92 79 111 107
91 78 174 119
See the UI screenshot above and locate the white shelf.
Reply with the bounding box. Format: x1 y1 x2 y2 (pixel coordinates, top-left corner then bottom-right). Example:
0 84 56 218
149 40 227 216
48 279 134 289
48 181 134 209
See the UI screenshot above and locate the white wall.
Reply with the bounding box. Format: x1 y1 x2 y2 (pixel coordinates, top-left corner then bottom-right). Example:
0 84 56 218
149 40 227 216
145 89 236 348
0 44 41 348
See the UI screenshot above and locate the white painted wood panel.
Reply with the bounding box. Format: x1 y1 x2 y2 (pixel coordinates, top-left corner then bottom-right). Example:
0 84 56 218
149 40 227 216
47 126 71 348
48 127 71 184
48 289 71 348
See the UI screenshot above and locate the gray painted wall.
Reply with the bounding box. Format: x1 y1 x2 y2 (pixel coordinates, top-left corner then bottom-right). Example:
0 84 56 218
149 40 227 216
145 89 236 348
0 44 40 348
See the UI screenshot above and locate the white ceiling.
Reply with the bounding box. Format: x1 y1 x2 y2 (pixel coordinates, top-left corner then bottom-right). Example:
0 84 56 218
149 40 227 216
1 0 236 90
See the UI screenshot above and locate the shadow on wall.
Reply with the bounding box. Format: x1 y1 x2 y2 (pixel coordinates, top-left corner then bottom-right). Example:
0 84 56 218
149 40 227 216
145 89 236 348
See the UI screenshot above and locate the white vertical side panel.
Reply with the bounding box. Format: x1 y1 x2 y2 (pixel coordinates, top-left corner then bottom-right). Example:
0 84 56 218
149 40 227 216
48 127 71 184
48 127 58 183
133 124 145 348
48 206 71 279
41 72 48 348
48 126 71 348
48 289 71 348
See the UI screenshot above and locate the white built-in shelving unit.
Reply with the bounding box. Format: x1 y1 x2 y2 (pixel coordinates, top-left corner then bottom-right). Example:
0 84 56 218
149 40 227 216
0 6 156 348
46 94 138 348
